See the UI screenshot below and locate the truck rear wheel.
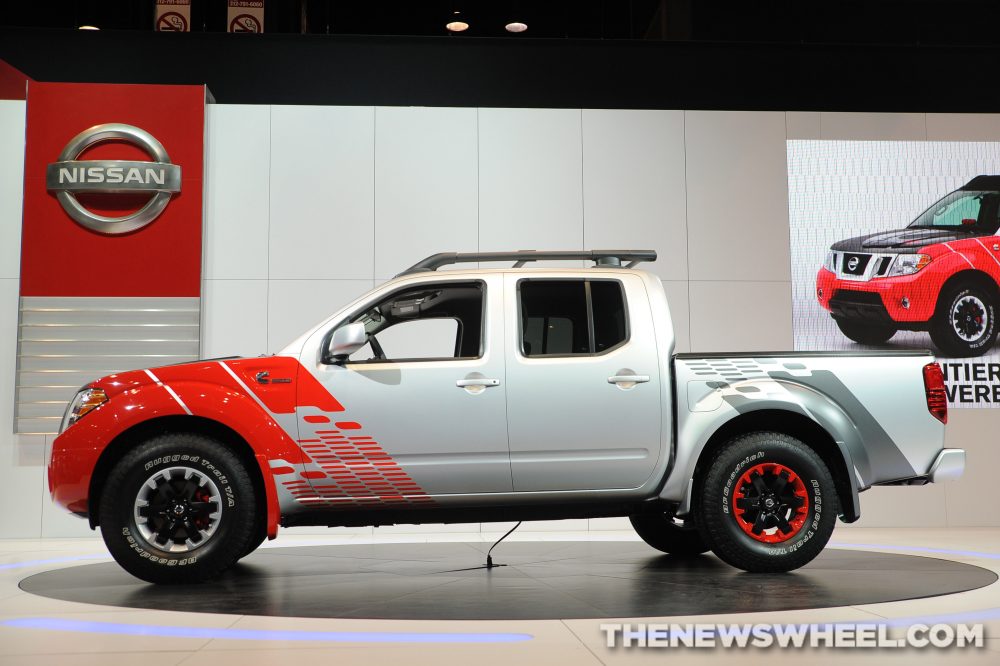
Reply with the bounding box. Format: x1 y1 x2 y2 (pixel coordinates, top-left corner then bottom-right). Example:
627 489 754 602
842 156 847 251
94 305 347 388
630 513 709 556
834 318 895 345
696 432 837 573
98 433 257 584
930 283 997 358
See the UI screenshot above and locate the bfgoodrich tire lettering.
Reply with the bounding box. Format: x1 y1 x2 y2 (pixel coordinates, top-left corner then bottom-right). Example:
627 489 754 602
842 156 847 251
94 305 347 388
98 433 256 584
696 431 838 573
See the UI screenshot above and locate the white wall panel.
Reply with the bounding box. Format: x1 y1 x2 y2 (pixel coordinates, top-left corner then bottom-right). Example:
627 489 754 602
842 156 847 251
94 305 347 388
478 108 584 257
926 113 1000 141
517 519 590 532
582 109 687 281
0 278 17 435
379 523 480 534
204 104 270 280
662 280 691 353
688 280 793 352
0 282 43 538
785 111 821 140
267 279 373 353
943 409 999 527
0 436 43 538
0 100 25 280
846 485 948 529
201 280 268 358
819 112 927 140
374 107 478 279
589 517 632 530
685 111 790 282
269 105 375 280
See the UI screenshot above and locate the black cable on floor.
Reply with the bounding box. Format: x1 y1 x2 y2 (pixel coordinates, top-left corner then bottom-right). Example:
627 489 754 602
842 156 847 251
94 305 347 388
485 521 522 569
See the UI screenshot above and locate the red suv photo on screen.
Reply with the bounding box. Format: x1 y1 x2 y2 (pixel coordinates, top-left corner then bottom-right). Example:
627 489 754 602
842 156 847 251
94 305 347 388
817 175 1000 357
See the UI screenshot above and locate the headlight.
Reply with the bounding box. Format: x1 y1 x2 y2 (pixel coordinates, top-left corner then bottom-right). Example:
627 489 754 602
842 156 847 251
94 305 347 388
824 250 838 273
59 387 108 434
888 253 931 277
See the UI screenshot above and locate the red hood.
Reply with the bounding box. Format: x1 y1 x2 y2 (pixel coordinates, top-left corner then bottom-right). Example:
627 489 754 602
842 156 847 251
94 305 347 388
88 355 343 417
89 357 247 400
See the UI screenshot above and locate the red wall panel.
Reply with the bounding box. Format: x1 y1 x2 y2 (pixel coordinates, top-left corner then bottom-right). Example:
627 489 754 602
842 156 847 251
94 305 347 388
20 82 206 297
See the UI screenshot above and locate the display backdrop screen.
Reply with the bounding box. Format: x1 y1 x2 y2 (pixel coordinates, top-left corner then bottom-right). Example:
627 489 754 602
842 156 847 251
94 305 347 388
788 140 1000 408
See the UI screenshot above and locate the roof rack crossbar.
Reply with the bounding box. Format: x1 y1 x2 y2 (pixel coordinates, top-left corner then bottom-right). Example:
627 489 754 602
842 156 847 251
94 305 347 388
396 250 657 277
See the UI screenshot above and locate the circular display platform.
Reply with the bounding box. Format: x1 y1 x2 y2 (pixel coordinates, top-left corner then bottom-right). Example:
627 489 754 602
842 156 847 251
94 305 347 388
20 541 996 620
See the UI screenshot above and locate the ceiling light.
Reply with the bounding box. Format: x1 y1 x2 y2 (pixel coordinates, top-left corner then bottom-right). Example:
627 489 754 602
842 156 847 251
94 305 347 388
78 25 100 30
505 22 527 33
446 10 468 32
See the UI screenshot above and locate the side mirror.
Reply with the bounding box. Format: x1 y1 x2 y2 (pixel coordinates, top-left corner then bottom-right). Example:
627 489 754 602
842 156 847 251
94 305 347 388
328 322 367 363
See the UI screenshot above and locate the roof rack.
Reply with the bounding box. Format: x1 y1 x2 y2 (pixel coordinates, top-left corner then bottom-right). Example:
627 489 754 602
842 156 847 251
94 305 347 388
396 250 657 277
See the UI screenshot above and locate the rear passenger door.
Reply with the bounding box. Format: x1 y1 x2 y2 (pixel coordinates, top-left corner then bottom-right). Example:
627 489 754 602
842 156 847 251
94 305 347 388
503 273 662 492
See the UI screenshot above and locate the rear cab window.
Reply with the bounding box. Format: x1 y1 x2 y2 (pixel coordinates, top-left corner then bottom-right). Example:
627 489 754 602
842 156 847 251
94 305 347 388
519 279 629 357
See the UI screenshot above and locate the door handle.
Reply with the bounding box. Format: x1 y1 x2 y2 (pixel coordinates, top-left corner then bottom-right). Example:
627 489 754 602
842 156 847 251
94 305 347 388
456 378 501 388
608 375 650 385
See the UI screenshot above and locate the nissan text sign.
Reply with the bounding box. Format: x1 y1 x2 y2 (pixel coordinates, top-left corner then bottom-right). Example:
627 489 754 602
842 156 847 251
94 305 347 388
45 123 181 234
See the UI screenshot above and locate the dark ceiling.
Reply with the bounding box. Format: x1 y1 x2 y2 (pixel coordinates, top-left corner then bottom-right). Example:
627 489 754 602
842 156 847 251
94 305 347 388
4 1 1000 46
5 1 1000 111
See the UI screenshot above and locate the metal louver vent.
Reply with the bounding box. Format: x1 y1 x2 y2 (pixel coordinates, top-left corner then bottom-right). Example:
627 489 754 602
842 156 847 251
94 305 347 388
15 296 201 434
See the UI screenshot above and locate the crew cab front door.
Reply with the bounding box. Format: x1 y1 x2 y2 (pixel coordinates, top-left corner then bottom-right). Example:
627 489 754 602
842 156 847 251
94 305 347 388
503 273 662 491
303 275 512 499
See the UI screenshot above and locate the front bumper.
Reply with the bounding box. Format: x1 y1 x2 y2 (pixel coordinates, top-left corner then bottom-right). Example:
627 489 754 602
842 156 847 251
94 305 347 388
928 448 966 483
816 267 939 324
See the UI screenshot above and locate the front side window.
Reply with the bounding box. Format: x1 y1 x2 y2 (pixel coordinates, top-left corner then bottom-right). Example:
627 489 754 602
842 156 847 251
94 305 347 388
910 190 1000 231
519 279 627 357
346 282 484 362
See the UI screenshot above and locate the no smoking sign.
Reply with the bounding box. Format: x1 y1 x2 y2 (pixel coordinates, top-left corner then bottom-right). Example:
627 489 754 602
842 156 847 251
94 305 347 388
156 12 188 31
230 14 261 32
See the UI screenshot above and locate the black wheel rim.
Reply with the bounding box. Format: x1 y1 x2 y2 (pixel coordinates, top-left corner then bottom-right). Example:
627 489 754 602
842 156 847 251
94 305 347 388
732 462 808 544
952 295 988 342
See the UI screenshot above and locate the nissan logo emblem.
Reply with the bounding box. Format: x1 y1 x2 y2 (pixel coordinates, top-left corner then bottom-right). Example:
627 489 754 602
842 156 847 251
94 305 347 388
45 123 181 235
847 256 860 271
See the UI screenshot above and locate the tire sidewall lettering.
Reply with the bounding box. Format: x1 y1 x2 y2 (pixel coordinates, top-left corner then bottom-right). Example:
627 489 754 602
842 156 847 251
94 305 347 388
722 451 764 515
120 526 197 566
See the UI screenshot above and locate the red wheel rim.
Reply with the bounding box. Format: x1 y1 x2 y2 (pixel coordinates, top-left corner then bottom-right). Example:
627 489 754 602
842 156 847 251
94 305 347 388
732 462 809 544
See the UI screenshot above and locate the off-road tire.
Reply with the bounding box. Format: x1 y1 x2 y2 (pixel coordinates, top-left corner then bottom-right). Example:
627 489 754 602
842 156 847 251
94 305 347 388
239 530 267 560
930 282 998 358
696 431 838 573
98 433 257 584
630 513 709 556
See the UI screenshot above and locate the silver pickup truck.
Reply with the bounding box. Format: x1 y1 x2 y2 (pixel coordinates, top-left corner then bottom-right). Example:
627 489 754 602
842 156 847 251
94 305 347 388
50 250 965 583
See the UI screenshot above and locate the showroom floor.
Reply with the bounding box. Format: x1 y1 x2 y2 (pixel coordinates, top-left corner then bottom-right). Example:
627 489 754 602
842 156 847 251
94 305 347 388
2 528 1000 665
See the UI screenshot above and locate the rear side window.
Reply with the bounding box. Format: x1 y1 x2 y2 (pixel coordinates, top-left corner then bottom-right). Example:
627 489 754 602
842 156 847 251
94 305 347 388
519 279 628 357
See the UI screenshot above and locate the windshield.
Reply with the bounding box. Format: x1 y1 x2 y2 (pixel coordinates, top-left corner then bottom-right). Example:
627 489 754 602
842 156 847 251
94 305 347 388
909 190 1000 230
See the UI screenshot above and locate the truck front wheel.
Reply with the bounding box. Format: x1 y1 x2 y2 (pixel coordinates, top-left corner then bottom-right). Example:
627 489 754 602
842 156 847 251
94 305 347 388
696 432 838 573
98 433 257 584
834 318 896 345
930 283 998 358
630 513 709 556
